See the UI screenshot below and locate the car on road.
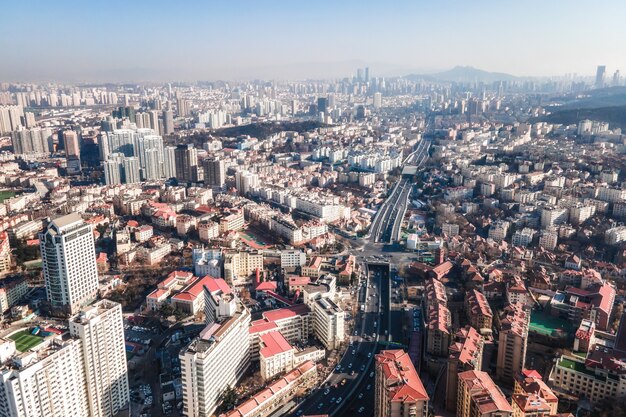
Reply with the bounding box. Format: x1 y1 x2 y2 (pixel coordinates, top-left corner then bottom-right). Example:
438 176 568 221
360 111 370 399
336 397 342 404
348 363 352 369
341 379 347 386
324 388 330 395
318 403 324 409
331 397 336 404
367 352 372 358
352 350 356 355
366 384 371 390
358 406 365 413
358 393 364 399
360 365 365 371
370 371 374 378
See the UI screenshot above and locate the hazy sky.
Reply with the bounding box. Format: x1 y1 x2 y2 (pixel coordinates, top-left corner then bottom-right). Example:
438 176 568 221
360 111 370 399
2 0 625 82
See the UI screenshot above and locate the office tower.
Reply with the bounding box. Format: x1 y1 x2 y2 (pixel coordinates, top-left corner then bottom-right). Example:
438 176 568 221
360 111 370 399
122 156 140 184
595 65 606 88
374 350 429 417
163 108 174 134
174 144 198 183
235 170 258 196
11 127 53 156
365 66 370 82
457 371 512 417
0 105 24 133
327 93 335 108
180 294 251 417
373 92 382 109
317 97 328 114
39 213 99 315
63 130 81 158
357 68 364 82
203 157 226 187
163 146 177 179
69 300 129 417
446 326 484 412
496 303 529 386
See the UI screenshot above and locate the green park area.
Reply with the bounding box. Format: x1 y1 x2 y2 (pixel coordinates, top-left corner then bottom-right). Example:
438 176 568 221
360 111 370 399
0 190 16 203
9 330 44 352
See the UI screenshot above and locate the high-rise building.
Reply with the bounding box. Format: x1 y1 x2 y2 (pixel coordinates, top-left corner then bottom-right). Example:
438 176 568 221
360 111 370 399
374 349 429 417
177 98 189 117
0 105 24 134
122 156 140 184
203 157 226 188
235 170 258 196
595 65 606 88
446 326 484 412
365 67 370 82
103 158 122 185
135 132 164 180
496 303 529 386
11 127 53 156
39 213 99 315
180 291 251 417
174 144 198 183
373 92 382 109
0 300 129 417
457 370 512 417
163 146 177 179
69 300 129 417
317 97 328 114
163 108 174 134
63 130 81 158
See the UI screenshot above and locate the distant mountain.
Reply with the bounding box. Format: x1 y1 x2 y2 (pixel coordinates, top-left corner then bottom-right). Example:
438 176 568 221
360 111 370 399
405 66 518 83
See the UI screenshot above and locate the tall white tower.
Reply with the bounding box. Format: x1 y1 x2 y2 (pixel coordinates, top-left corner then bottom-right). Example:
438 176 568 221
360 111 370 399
40 213 99 315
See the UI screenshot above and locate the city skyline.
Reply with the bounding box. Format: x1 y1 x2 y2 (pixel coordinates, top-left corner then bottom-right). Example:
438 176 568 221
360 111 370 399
2 0 626 82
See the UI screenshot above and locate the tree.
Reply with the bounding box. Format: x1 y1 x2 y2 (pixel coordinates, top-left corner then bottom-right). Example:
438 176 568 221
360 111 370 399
218 385 238 412
158 303 175 317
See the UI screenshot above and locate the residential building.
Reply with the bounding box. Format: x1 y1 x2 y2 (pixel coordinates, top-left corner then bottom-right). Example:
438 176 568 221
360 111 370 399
457 370 512 417
0 232 10 274
69 300 129 417
0 276 28 313
446 326 484 412
259 331 295 380
496 303 529 386
465 289 493 333
280 250 306 270
311 297 344 350
374 349 429 417
223 251 263 286
180 301 251 417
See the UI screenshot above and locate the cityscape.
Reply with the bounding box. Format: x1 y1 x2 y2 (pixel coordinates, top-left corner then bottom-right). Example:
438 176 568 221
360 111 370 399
2 2 626 417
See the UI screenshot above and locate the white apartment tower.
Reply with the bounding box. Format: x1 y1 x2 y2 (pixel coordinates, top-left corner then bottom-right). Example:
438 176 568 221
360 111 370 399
69 300 129 417
180 301 251 417
39 213 99 315
0 300 128 417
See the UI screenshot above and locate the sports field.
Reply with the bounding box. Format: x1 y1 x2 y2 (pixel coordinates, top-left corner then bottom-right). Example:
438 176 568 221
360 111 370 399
9 330 44 352
529 311 572 337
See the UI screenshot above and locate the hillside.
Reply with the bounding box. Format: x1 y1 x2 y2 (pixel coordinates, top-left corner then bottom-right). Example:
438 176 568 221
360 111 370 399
536 105 626 131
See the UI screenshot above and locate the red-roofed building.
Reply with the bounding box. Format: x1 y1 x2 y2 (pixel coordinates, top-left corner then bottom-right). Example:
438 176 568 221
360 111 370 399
220 360 317 417
446 326 484 412
550 283 616 331
465 289 493 332
171 275 217 315
513 369 558 415
249 304 311 360
457 370 512 417
375 350 429 417
259 331 295 380
145 270 195 312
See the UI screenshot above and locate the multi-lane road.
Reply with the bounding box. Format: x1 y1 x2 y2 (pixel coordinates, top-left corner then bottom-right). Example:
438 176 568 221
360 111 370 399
287 138 430 417
288 264 386 417
368 138 430 244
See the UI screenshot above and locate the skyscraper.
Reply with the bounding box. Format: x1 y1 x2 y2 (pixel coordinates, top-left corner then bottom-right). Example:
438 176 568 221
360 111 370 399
317 97 328 114
174 144 198 183
595 65 606 88
122 156 140 184
365 66 370 82
203 157 226 188
39 213 99 315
